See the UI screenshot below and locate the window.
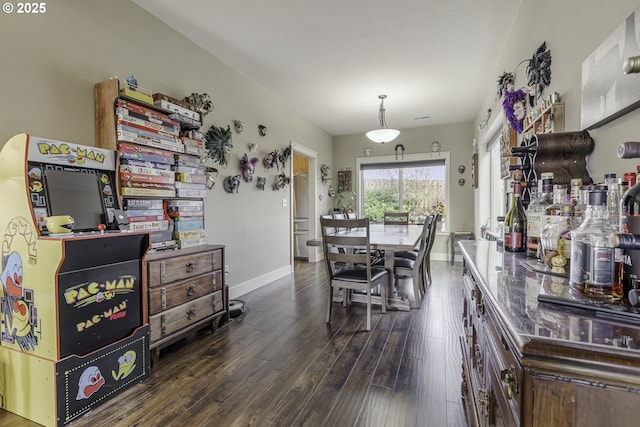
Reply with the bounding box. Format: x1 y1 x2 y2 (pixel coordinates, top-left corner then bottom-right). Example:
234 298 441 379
356 153 448 228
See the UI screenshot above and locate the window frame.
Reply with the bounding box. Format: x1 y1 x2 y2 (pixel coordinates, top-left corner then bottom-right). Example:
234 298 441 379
355 151 450 231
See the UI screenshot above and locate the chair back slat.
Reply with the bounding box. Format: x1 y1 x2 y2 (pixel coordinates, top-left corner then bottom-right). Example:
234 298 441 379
320 216 373 279
384 212 409 225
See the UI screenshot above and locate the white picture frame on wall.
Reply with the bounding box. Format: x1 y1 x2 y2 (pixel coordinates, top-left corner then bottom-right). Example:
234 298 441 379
581 6 640 130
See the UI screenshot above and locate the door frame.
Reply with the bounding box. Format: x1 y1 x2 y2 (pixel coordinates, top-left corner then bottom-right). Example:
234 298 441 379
290 141 319 265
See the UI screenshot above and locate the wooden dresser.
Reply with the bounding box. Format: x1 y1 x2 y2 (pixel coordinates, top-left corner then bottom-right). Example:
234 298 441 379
459 240 640 427
146 244 225 363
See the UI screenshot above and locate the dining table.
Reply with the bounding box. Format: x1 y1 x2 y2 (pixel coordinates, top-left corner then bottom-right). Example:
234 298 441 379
307 223 424 311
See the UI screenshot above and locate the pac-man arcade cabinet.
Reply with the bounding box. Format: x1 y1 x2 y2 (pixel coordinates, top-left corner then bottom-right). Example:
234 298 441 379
0 134 150 426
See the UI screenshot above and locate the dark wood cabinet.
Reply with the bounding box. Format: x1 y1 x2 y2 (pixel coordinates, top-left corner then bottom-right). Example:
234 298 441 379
459 240 640 427
146 244 225 364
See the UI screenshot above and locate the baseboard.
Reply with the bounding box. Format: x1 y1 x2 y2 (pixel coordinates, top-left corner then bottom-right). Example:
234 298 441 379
228 265 293 299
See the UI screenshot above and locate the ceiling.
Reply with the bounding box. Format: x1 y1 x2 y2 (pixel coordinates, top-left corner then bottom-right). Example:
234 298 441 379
132 0 522 136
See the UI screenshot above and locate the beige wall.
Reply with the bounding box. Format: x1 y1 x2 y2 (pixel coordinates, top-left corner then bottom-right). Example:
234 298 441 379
473 0 640 233
0 0 334 295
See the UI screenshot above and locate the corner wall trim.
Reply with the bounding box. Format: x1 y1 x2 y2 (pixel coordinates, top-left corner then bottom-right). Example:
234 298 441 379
228 265 293 299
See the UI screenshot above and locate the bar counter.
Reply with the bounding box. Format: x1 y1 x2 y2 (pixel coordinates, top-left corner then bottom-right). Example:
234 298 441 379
458 239 640 427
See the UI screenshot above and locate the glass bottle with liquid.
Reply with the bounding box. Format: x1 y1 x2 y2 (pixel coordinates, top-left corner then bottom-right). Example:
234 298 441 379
526 175 553 258
570 190 619 299
504 182 527 252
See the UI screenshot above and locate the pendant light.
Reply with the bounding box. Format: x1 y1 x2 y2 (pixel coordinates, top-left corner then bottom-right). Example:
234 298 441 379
365 95 400 144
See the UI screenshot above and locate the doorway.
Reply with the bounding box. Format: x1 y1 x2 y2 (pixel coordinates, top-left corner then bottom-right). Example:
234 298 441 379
290 142 318 268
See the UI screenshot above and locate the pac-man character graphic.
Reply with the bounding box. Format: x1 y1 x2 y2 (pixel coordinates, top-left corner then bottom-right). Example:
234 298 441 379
76 366 105 400
112 350 137 381
29 181 43 192
43 215 74 234
12 300 30 337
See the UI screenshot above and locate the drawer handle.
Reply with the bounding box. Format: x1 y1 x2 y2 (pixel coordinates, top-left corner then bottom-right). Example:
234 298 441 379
186 284 196 296
501 365 519 400
478 388 490 417
475 303 484 317
186 260 197 273
187 306 197 320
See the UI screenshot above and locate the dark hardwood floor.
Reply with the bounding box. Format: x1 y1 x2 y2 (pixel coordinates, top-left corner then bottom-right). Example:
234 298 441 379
0 260 469 427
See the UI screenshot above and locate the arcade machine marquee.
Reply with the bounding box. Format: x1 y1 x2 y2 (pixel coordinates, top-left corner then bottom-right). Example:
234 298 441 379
0 134 150 426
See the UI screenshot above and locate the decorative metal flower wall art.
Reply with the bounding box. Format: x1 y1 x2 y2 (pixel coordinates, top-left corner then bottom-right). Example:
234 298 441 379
204 125 233 167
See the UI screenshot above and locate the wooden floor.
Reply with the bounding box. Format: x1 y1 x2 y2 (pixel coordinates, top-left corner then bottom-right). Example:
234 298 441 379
0 260 469 427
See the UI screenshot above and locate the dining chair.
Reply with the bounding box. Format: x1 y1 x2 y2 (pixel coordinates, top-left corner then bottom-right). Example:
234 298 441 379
393 215 434 306
423 213 441 286
395 215 435 261
320 216 388 331
384 212 409 225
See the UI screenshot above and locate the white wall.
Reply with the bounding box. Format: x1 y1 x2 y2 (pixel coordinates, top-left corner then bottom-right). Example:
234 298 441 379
0 0 334 296
472 0 640 235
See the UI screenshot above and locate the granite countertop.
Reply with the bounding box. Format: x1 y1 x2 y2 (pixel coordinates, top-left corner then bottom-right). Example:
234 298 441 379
459 240 640 354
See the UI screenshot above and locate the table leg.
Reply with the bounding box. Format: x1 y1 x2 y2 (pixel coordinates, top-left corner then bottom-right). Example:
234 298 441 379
383 248 411 311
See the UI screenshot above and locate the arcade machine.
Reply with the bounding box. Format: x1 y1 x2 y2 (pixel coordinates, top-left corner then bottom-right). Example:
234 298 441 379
0 134 150 426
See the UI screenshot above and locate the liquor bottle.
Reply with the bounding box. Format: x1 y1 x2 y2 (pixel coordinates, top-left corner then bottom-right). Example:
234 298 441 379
540 204 575 267
570 178 583 205
573 185 590 226
526 175 553 258
570 189 619 299
545 184 568 216
504 182 527 252
604 173 620 228
620 174 640 300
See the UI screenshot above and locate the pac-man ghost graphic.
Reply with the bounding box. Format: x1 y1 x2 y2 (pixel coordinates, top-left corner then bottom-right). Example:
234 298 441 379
76 366 105 400
112 350 137 381
1 252 23 298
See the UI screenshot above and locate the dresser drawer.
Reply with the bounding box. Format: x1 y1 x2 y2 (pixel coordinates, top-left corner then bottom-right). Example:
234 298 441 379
147 249 223 286
148 270 222 315
149 291 224 342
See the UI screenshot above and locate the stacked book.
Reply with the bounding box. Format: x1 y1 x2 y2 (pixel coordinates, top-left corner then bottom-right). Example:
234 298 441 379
123 198 176 251
166 200 206 249
174 153 207 198
118 143 177 198
115 99 184 153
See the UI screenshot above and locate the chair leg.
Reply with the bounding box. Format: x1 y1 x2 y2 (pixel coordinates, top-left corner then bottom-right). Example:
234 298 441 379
412 269 422 308
366 287 371 331
426 255 432 285
381 279 387 314
326 284 333 324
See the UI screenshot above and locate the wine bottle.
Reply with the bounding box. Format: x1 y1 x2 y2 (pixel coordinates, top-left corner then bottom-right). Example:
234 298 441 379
526 177 553 258
510 144 537 158
609 233 640 249
504 182 527 252
617 142 640 158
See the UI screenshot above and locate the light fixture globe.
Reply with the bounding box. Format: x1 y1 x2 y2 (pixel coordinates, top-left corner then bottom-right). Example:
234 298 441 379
366 95 400 144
